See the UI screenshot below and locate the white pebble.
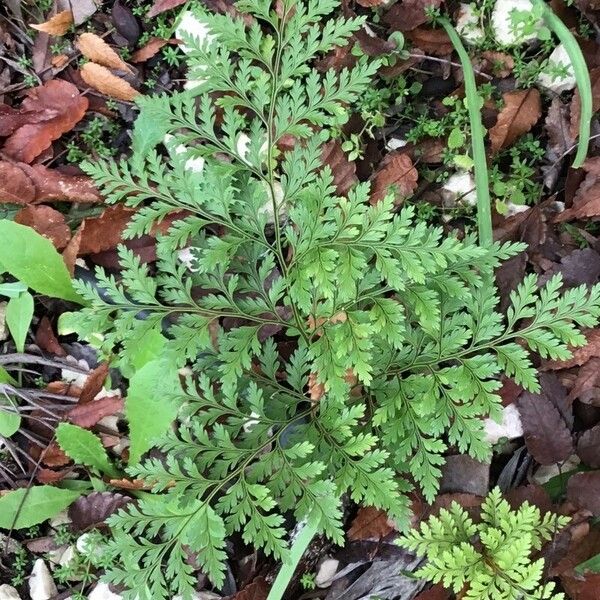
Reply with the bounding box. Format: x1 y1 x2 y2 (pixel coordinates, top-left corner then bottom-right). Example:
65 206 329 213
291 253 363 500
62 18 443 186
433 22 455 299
88 583 122 600
29 560 57 600
441 171 477 207
0 302 7 342
315 558 339 588
385 138 407 151
484 404 523 444
176 10 214 54
0 584 21 600
538 44 576 94
456 4 485 45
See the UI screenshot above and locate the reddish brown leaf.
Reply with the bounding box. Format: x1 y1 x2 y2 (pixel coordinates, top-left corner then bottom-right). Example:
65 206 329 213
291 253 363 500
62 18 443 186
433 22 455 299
147 0 187 18
369 151 418 205
0 105 57 136
567 471 600 515
578 425 600 468
78 204 136 255
474 51 515 78
2 80 88 163
227 578 269 600
23 163 101 203
561 573 600 600
63 224 83 277
67 395 124 428
35 316 66 357
517 391 574 464
41 441 70 467
321 140 358 196
108 478 152 490
505 484 552 514
14 205 70 249
544 329 600 370
79 363 110 405
383 0 444 31
414 585 451 600
489 89 541 153
568 357 600 404
69 491 130 531
347 506 395 541
0 161 35 204
30 11 74 36
131 37 169 62
555 158 600 222
37 467 69 484
405 28 453 56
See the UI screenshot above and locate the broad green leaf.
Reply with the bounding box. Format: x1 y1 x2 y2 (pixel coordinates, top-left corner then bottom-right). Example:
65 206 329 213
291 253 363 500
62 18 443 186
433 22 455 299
5 291 34 352
0 407 20 437
0 486 81 529
120 328 168 379
56 423 120 478
126 359 183 464
0 221 83 304
577 552 600 575
0 366 16 385
0 281 28 298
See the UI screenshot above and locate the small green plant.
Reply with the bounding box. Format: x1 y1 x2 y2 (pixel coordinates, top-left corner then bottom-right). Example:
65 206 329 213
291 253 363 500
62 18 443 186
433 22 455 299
300 572 316 590
401 488 569 600
10 546 29 587
66 117 119 164
65 1 600 599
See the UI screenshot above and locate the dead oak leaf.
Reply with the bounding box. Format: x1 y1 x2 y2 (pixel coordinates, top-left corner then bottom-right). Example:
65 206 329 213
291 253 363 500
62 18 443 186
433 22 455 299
2 80 88 164
30 10 74 36
147 0 187 18
405 28 453 56
68 395 124 428
555 157 600 222
14 205 71 249
80 62 140 101
383 0 444 32
77 33 131 71
490 89 541 153
347 506 395 541
131 37 169 62
77 204 136 255
79 362 110 405
369 151 418 205
0 161 35 204
0 105 58 136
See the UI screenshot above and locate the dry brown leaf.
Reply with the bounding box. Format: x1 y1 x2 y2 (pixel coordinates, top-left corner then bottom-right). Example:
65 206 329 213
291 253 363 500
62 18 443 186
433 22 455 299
476 51 515 78
347 506 395 541
489 89 541 153
77 33 130 71
405 28 453 56
41 441 70 467
517 391 574 465
369 151 418 205
68 395 124 428
30 10 74 36
80 62 140 101
2 80 88 163
35 316 66 357
147 0 187 17
0 161 35 204
63 224 83 276
78 204 136 254
131 37 169 62
226 578 269 600
0 105 58 137
567 471 600 515
544 328 600 370
79 362 110 405
321 140 358 196
109 478 153 490
14 205 70 249
578 425 600 468
308 372 325 402
555 158 600 222
383 0 444 31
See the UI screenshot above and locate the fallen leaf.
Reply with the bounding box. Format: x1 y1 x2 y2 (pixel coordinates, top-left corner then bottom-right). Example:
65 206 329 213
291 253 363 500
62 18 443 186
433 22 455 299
562 573 600 600
2 80 88 164
0 105 58 137
79 362 109 405
80 62 140 101
347 506 395 541
369 151 418 204
475 51 515 78
0 161 35 204
67 395 124 428
405 28 453 56
37 468 69 484
41 441 70 467
70 0 100 25
321 140 358 196
567 471 600 514
517 391 574 464
489 89 542 153
30 10 74 36
108 478 152 490
111 1 141 45
383 0 443 31
555 157 600 221
20 163 102 203
568 357 600 403
307 372 325 402
544 329 600 370
62 224 83 276
14 205 70 249
69 491 130 531
545 97 575 181
78 204 136 254
76 33 130 71
414 585 451 600
147 0 187 17
226 578 269 600
578 425 600 468
505 484 552 514
131 37 169 62
35 316 66 357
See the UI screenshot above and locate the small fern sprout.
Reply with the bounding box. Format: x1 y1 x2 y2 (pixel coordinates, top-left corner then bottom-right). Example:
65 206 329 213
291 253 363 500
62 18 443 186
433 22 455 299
400 488 570 600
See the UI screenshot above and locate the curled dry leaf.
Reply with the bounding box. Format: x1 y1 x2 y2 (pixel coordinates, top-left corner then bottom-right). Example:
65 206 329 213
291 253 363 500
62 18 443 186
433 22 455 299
77 204 136 255
62 224 83 276
555 158 600 222
226 578 269 600
567 471 600 515
30 10 74 36
0 105 58 137
14 205 70 249
405 28 453 56
69 491 130 531
79 362 110 405
2 80 88 163
80 62 140 101
517 391 574 465
76 33 130 71
369 151 418 205
35 316 66 357
543 328 600 370
147 0 188 18
489 89 541 153
321 139 358 196
347 506 395 541
131 37 169 62
67 395 124 428
578 424 600 468
383 0 444 32
0 161 35 203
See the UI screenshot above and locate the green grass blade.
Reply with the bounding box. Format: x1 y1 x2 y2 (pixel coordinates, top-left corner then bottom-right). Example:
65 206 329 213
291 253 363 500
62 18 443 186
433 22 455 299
533 0 591 168
439 17 493 247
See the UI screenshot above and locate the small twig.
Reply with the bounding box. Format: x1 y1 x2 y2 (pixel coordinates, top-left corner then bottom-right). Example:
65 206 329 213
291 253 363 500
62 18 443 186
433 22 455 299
408 52 493 81
0 353 89 372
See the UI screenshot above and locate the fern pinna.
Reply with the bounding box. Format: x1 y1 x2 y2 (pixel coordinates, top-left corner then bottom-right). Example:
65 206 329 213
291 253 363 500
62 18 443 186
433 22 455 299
68 0 600 597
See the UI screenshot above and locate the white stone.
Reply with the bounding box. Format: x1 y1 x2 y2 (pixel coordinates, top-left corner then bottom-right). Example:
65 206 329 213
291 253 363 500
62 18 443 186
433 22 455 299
484 404 523 444
76 533 105 562
0 302 7 342
173 593 221 600
0 585 21 600
385 138 407 151
538 43 576 93
456 4 485 45
236 134 268 165
164 135 205 174
315 558 339 588
49 510 71 528
440 171 477 207
176 10 214 54
61 358 90 389
532 454 580 484
259 180 286 224
491 0 540 46
29 560 57 600
505 202 530 216
88 583 122 600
